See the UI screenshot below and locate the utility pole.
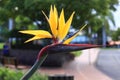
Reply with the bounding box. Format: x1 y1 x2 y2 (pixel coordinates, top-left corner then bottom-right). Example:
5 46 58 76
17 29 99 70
88 26 91 65
8 18 13 43
102 26 107 47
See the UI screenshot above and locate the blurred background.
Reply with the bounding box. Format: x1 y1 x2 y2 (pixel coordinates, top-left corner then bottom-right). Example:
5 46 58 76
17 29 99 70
0 0 120 66
0 0 120 48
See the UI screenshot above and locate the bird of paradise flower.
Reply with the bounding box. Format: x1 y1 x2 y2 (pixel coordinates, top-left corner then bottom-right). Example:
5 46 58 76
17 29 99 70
19 5 99 80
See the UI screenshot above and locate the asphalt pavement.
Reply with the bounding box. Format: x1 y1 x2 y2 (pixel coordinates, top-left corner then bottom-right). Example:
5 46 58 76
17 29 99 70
96 49 120 80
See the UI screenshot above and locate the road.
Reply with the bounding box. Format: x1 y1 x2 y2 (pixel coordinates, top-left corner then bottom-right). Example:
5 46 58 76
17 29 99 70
96 49 120 80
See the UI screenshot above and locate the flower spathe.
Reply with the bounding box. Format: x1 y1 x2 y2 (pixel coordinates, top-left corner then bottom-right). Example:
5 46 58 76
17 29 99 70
19 5 86 44
20 5 100 80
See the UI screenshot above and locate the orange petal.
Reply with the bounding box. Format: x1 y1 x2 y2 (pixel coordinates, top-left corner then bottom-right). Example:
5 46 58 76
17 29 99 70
53 5 58 27
42 11 49 23
24 35 52 43
43 5 58 38
58 9 65 40
19 30 52 36
19 30 52 43
61 12 75 40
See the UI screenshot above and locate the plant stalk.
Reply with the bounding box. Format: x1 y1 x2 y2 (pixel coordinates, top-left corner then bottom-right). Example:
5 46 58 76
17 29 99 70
20 54 48 80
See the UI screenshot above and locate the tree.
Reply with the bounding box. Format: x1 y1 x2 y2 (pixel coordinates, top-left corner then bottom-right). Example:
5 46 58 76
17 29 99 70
0 0 119 42
112 28 120 41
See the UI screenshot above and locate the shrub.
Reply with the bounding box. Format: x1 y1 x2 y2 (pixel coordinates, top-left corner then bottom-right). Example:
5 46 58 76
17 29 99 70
0 67 22 80
0 67 48 80
72 51 82 57
30 72 48 80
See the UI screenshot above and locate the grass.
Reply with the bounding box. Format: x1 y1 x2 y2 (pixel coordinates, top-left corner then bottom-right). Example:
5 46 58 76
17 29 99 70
72 51 82 57
0 42 4 49
0 67 48 80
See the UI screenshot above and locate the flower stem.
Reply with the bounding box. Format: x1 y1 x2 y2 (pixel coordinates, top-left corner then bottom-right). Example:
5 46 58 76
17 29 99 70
20 54 48 80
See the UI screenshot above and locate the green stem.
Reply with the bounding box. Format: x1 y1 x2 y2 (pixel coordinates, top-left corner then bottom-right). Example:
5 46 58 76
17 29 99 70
20 54 48 80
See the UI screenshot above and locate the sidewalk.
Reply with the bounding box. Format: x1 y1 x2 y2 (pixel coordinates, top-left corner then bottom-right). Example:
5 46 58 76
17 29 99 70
3 48 112 80
39 48 112 80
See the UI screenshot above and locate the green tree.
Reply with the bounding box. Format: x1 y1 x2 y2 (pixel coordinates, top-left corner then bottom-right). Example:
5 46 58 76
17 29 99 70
112 28 120 41
0 0 119 41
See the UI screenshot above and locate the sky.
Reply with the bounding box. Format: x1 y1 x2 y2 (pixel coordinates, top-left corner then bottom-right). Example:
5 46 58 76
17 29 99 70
110 1 120 30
